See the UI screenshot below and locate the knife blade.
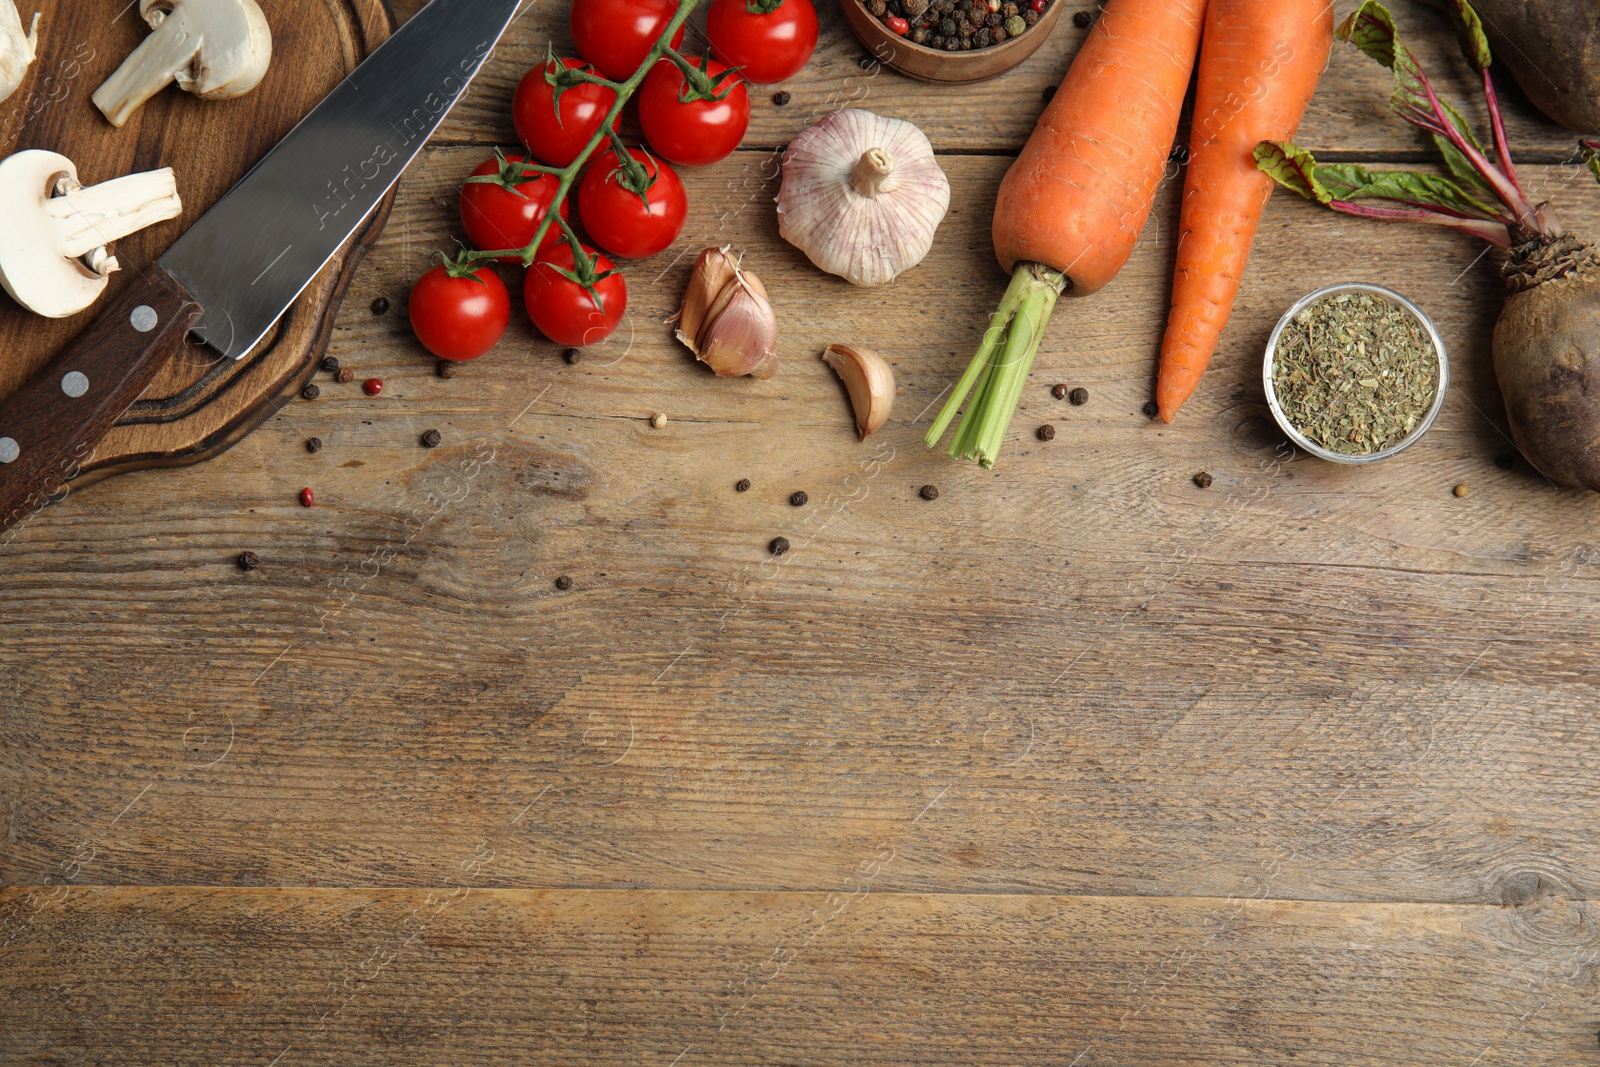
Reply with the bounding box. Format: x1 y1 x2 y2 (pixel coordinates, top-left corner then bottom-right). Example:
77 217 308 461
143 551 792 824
0 0 523 534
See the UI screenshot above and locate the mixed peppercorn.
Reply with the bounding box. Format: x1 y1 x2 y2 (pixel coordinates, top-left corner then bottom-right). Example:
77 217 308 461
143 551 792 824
867 0 1049 50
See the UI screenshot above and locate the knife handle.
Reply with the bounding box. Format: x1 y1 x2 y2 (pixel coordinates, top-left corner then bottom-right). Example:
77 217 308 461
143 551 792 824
0 267 201 535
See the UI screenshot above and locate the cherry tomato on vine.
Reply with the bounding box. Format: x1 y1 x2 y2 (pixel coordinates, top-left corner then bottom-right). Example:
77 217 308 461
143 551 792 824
524 243 628 347
513 56 618 167
706 0 819 85
577 148 688 259
569 0 687 81
409 263 510 362
459 154 568 261
638 56 750 167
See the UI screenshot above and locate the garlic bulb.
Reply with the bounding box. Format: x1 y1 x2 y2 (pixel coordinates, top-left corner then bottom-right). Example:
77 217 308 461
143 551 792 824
672 245 779 379
776 108 950 288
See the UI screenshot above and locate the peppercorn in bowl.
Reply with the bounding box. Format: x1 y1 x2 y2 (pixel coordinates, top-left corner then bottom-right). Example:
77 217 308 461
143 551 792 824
840 0 1064 83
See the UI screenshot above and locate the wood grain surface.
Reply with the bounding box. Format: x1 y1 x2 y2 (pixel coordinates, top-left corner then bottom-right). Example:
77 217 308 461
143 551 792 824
4 0 1600 1064
0 0 393 486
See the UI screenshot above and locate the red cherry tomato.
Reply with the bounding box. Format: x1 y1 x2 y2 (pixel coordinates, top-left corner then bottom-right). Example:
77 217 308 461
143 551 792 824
638 57 750 167
886 14 909 33
409 263 510 362
706 0 819 83
513 56 618 167
577 148 688 259
570 0 687 81
524 244 628 347
460 155 567 261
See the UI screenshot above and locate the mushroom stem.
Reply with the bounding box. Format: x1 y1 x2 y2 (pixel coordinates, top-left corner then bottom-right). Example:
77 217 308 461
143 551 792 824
47 168 183 263
850 148 895 198
93 14 202 127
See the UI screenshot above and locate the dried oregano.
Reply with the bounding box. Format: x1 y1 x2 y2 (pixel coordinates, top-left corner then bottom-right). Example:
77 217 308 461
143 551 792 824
1272 291 1439 455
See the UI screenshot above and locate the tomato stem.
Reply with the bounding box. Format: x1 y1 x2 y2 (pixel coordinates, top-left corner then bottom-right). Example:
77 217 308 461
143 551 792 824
460 0 703 268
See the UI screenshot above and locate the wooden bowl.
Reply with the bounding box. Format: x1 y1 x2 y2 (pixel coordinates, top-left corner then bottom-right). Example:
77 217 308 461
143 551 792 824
839 0 1065 84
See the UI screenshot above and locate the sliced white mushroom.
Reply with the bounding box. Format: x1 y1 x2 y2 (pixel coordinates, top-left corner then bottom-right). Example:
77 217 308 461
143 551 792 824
0 150 183 318
0 0 40 105
92 0 271 128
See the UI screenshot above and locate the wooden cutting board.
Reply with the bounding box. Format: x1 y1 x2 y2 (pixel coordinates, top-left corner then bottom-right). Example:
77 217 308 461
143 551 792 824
0 0 395 489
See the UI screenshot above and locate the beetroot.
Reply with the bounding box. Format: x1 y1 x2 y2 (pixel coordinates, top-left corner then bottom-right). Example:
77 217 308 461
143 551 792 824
1257 0 1600 490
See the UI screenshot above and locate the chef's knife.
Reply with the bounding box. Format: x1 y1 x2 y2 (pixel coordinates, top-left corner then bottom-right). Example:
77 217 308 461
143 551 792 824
0 0 524 533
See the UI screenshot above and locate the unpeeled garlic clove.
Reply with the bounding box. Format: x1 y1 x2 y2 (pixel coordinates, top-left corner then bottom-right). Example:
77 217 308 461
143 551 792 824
821 344 895 439
672 245 779 379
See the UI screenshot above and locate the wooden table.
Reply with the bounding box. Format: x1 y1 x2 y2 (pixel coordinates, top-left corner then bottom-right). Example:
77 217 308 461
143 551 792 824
4 1 1600 1063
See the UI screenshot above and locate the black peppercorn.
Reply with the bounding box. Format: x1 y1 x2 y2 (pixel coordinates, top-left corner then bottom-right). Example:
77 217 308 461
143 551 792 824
974 26 991 45
870 0 888 16
912 25 930 42
735 478 752 492
769 537 791 556
1143 400 1160 418
305 436 323 453
944 34 959 49
1023 8 1039 24
563 347 582 364
992 24 1006 40
436 361 456 379
371 297 389 315
772 90 791 106
1494 453 1515 469
1001 3 1018 16
940 16 957 34
421 429 442 448
237 551 260 571
987 11 1002 25
336 367 355 383
1037 424 1056 441
790 491 808 507
932 34 946 46
920 484 940 501
1074 8 1092 27
555 575 573 590
1193 471 1213 489
320 356 340 374
1051 383 1069 399
1070 387 1088 405
301 383 320 401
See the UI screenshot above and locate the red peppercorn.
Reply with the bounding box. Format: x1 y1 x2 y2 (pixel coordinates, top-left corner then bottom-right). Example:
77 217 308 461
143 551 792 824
1030 0 1045 11
363 378 383 396
299 487 315 508
887 15 909 33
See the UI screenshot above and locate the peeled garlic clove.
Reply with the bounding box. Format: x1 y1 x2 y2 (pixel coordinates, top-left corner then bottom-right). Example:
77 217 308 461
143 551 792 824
699 270 778 380
777 108 950 288
822 344 895 439
673 245 740 355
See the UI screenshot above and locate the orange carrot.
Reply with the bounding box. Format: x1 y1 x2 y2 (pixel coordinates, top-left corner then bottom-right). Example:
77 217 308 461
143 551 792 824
931 0 1206 467
993 0 1208 293
1156 0 1334 424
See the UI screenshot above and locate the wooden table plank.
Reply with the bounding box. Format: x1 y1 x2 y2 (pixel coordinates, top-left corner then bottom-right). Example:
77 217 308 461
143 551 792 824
413 0 1591 160
2 158 1597 902
4 887 1597 1067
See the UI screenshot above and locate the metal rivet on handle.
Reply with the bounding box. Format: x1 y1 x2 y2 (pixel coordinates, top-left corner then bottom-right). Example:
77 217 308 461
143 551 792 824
130 305 158 333
0 437 17 464
61 372 89 398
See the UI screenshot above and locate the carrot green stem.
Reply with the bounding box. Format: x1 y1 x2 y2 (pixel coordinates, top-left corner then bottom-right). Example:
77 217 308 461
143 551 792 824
926 262 1066 469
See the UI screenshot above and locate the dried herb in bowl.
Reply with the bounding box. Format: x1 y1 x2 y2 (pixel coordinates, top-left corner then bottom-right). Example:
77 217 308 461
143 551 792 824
1271 291 1439 455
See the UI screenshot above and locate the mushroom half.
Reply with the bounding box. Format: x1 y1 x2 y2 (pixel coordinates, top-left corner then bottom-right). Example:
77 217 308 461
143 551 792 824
93 0 272 128
0 0 39 105
0 150 184 318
